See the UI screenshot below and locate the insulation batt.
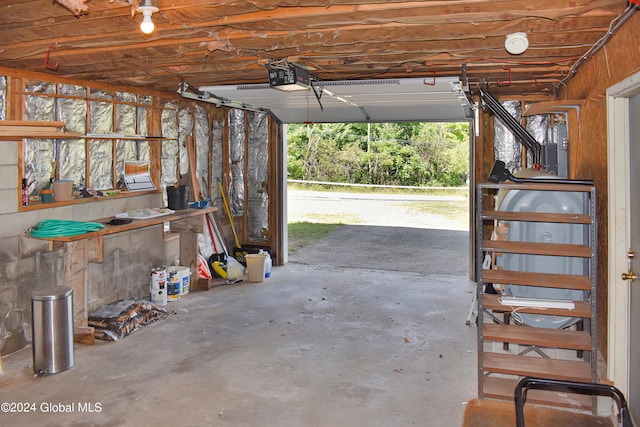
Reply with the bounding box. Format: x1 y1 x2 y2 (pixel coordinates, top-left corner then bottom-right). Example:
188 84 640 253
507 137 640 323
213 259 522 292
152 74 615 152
55 0 89 14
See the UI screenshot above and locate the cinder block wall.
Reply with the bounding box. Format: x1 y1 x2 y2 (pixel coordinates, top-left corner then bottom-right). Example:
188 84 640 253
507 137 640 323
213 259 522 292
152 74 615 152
0 138 167 355
88 226 166 308
0 237 62 355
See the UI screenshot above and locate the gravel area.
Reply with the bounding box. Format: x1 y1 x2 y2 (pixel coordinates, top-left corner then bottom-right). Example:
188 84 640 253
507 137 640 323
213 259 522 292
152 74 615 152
287 189 469 230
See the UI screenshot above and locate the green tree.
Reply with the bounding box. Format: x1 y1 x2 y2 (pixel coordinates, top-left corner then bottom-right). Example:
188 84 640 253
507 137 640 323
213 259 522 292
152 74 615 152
287 121 469 186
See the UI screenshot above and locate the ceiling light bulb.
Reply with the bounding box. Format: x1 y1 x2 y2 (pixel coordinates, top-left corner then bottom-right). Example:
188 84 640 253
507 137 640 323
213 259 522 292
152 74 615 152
140 11 155 34
136 0 159 35
505 32 529 55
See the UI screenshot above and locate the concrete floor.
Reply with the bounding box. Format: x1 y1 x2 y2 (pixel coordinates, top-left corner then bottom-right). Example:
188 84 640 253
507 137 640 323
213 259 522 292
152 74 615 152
0 223 477 427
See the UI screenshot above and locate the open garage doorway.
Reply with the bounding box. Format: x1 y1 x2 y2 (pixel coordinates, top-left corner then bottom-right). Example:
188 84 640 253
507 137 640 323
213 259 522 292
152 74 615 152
278 121 478 425
284 121 472 279
287 187 470 277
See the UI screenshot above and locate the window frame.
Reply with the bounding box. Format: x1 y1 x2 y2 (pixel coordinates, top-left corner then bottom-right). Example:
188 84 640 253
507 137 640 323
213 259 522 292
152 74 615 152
2 73 177 211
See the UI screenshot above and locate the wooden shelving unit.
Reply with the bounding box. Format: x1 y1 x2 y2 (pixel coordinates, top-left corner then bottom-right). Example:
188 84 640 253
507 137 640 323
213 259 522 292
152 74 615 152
78 134 175 140
0 121 175 141
28 207 218 333
1 119 176 210
0 120 81 140
476 182 597 408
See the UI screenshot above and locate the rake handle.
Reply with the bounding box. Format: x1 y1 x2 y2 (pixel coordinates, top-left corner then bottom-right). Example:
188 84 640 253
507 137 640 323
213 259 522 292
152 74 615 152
217 177 241 248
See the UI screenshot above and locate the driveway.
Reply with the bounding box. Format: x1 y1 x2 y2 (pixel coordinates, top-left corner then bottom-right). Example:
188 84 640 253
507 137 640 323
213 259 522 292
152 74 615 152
287 189 471 276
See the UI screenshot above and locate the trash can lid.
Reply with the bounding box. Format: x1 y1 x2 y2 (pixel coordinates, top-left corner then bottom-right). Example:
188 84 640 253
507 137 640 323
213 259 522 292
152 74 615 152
32 286 73 301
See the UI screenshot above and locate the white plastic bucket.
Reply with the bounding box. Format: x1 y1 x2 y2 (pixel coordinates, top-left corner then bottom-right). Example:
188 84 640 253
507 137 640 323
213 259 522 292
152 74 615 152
176 266 191 295
245 253 267 282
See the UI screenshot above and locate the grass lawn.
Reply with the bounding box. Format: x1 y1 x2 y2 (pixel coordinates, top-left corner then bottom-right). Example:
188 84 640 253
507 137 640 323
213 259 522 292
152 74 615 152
287 222 342 254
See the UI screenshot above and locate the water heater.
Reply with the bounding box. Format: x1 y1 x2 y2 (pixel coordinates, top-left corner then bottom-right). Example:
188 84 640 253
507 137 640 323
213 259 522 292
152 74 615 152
496 169 588 329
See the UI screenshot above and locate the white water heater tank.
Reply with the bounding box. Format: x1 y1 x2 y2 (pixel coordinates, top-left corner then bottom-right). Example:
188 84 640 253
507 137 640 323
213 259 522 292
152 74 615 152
496 169 588 329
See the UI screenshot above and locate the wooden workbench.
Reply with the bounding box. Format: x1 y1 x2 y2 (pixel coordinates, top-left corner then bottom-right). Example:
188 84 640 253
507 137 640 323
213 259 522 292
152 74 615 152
28 207 217 338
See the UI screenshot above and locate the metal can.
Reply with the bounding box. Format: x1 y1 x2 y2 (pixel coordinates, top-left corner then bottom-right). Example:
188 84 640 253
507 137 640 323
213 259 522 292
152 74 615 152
150 267 167 306
167 268 181 301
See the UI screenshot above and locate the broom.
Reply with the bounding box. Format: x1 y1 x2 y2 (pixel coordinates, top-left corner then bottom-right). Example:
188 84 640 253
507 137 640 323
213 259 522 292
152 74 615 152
200 178 243 280
208 215 244 280
213 253 244 280
216 177 250 266
200 177 227 264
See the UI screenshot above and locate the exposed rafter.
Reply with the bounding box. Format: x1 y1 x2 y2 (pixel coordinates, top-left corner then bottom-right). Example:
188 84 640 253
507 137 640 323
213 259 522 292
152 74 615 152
0 0 634 98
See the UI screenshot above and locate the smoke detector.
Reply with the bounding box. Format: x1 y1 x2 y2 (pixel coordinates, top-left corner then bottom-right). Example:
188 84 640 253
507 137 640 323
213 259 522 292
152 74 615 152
505 32 529 55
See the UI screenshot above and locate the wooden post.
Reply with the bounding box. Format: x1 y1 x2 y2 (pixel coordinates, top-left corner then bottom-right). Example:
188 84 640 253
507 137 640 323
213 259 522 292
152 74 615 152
62 240 89 329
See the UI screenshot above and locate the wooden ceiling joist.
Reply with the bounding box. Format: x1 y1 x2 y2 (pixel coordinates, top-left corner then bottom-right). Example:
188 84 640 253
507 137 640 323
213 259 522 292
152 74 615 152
0 0 632 95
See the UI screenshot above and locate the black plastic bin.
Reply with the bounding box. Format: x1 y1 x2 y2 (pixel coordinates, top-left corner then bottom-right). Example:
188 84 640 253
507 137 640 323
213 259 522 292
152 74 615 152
166 185 188 210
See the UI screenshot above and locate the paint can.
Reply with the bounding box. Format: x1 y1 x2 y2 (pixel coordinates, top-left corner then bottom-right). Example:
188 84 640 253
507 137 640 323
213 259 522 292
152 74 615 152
150 267 167 306
167 267 181 301
176 266 191 295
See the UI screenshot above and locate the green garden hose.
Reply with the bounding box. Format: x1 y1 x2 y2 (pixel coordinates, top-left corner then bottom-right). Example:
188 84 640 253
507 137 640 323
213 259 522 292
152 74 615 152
29 219 105 238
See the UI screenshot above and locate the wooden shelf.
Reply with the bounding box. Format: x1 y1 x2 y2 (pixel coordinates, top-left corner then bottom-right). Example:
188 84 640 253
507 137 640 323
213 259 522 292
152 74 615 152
483 352 592 382
79 134 175 140
0 133 82 140
0 121 175 141
20 189 160 211
482 323 592 351
481 239 592 258
28 207 218 334
31 207 218 244
483 294 591 318
482 377 593 409
2 120 67 127
482 210 592 224
476 182 597 403
476 181 593 192
0 120 81 140
482 269 592 291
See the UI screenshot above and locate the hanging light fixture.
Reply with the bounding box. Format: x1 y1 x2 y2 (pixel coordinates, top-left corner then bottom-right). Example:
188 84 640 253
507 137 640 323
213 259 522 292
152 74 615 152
136 0 159 35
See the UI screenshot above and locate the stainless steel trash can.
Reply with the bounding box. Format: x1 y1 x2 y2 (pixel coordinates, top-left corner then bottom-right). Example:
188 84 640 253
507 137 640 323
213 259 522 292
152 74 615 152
31 286 74 375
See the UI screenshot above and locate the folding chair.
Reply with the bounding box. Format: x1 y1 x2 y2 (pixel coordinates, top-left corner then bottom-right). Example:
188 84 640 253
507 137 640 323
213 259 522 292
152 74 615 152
515 377 634 427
